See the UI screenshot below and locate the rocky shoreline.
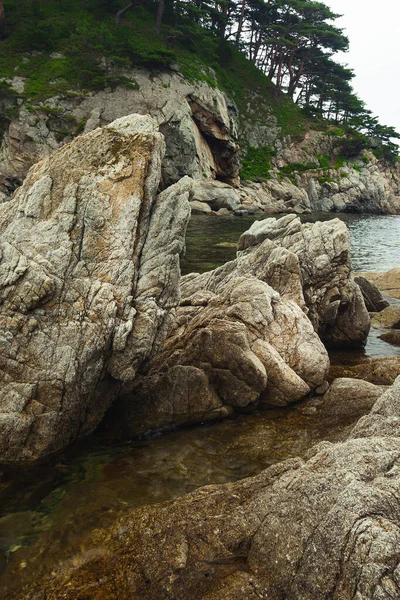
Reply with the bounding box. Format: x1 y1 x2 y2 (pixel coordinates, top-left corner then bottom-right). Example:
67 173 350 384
0 116 400 598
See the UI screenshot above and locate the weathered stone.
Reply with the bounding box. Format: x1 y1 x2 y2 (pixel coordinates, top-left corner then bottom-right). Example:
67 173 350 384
0 70 240 190
354 275 390 312
191 179 241 211
372 304 400 328
189 200 212 214
329 356 400 385
113 275 329 434
237 214 370 347
112 215 369 436
379 330 400 345
8 377 400 600
315 377 386 419
359 268 400 299
0 114 191 463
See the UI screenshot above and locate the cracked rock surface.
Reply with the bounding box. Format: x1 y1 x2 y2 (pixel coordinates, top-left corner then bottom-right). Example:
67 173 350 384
112 215 369 437
0 114 191 464
7 376 400 600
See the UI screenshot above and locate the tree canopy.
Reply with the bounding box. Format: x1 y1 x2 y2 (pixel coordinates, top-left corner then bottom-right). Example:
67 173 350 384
0 0 398 162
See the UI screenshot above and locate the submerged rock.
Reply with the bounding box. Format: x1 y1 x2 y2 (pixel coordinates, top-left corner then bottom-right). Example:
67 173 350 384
379 330 400 345
330 356 400 385
0 114 191 464
8 376 400 600
371 304 400 328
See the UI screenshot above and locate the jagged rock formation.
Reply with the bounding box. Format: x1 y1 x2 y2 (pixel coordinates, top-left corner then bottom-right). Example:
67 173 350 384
8 376 400 600
111 215 369 436
240 160 400 216
0 70 239 196
236 215 370 347
239 130 400 215
0 114 191 464
2 73 400 215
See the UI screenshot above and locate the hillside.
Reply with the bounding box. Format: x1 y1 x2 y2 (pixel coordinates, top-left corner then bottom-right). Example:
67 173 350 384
0 1 399 213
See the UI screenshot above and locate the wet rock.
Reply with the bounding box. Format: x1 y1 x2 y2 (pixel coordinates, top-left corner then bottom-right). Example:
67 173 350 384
354 275 390 312
9 377 400 600
0 114 191 464
359 268 400 299
316 377 386 419
329 356 400 385
379 330 400 345
371 304 400 328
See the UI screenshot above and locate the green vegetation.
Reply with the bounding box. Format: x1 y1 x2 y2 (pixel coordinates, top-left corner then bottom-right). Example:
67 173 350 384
0 0 398 165
318 176 337 185
241 146 277 181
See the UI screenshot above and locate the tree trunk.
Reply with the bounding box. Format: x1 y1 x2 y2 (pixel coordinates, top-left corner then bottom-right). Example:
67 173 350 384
116 2 133 27
155 0 165 33
0 0 4 38
235 0 246 47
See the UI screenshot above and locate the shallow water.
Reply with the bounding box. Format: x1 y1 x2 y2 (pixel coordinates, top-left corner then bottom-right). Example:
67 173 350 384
181 212 400 275
1 212 400 587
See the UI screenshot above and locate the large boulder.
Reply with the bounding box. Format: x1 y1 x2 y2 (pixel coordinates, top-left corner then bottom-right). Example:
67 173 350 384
110 215 370 436
0 114 191 464
238 215 371 347
7 377 400 600
354 275 390 312
113 275 329 435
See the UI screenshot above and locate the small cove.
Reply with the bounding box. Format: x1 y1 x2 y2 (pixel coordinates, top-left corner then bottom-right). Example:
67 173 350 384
1 212 400 589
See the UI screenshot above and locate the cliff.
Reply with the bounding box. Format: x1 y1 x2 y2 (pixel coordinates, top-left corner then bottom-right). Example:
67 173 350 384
1 66 399 215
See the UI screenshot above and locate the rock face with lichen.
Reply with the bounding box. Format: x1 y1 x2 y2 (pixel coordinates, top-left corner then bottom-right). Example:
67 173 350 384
112 213 370 436
0 70 240 197
0 113 191 464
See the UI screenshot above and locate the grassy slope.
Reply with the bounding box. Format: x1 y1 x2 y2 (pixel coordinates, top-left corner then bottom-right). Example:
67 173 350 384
2 2 364 181
0 1 309 139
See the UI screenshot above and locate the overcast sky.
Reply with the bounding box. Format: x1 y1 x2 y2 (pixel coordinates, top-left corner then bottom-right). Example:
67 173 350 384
325 0 400 133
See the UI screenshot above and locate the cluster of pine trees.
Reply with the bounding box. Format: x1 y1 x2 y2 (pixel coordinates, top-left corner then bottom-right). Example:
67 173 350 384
1 0 399 157
169 0 398 148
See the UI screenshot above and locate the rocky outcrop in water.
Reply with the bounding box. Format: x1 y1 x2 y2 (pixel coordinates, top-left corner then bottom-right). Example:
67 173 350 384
0 114 191 464
9 375 400 600
354 275 390 312
359 268 400 300
111 215 369 436
2 73 400 216
239 131 400 215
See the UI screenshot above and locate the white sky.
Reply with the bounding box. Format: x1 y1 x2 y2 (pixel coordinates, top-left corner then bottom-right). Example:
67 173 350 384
325 0 400 133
